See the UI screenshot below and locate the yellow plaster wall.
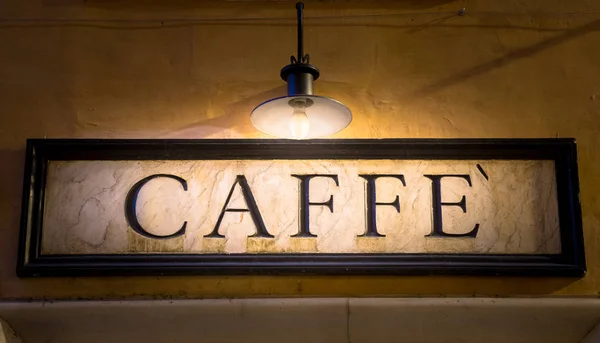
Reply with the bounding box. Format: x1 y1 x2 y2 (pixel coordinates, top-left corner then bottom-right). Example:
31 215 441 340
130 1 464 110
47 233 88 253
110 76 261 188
1 0 599 299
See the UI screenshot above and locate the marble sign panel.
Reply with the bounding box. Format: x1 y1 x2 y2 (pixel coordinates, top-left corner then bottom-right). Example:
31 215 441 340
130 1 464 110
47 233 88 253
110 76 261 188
41 159 561 255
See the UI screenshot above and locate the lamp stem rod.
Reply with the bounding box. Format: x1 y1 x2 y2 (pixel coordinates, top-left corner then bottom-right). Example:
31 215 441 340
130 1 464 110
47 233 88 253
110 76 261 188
296 2 304 63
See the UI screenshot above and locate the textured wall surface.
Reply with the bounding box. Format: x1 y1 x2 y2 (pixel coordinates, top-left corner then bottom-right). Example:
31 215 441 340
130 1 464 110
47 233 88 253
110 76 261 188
0 0 599 299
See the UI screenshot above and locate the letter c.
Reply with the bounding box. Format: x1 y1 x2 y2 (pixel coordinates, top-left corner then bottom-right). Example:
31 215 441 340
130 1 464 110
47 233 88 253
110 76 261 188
125 174 188 239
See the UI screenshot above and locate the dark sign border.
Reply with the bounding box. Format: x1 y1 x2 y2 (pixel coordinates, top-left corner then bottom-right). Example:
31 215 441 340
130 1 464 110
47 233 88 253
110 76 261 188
17 139 585 277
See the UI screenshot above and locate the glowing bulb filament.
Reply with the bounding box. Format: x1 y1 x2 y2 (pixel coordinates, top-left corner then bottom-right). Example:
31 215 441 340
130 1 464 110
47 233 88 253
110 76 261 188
290 107 310 139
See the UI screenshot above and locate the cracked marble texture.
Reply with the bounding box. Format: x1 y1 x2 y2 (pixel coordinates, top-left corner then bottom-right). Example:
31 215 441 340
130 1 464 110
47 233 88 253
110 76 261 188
41 160 560 255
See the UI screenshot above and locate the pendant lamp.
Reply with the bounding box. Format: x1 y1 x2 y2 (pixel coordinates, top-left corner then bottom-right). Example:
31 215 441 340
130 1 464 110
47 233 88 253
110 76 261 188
251 2 352 139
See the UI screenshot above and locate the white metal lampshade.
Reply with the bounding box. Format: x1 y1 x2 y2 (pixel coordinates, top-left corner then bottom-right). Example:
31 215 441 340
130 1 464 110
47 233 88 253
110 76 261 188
251 95 352 139
251 2 352 139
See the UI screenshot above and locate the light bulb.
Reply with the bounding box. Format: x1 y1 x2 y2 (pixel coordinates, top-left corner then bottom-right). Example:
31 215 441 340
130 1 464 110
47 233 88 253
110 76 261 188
289 106 310 139
251 95 351 139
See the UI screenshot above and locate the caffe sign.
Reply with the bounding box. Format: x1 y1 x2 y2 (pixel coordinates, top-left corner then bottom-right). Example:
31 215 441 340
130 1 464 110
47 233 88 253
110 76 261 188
17 139 585 276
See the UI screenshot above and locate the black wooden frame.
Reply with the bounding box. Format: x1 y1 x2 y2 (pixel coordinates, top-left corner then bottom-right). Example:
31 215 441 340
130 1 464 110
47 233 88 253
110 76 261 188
17 138 585 277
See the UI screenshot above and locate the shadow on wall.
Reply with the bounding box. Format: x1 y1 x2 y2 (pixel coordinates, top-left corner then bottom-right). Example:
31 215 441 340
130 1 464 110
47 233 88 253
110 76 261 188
160 86 287 139
412 18 600 97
